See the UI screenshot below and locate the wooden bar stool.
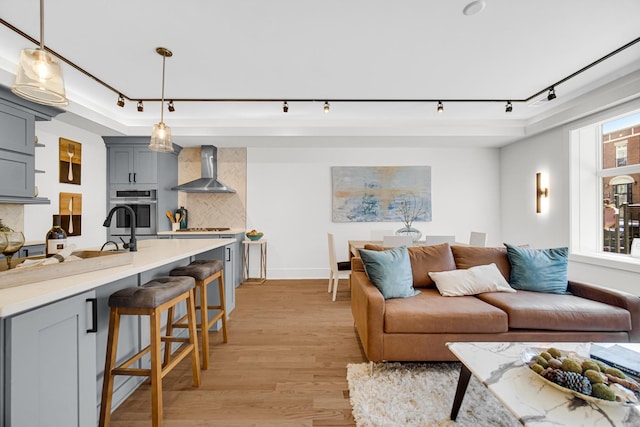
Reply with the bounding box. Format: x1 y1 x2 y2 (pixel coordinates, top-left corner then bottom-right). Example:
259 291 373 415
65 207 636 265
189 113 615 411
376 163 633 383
99 276 201 427
169 259 228 369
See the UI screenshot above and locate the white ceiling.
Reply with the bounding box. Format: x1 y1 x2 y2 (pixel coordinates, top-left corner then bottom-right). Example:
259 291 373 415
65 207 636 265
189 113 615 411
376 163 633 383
1 0 640 147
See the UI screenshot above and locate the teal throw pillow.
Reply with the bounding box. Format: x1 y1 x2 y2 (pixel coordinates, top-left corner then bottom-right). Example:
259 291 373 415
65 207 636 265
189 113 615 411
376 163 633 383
359 246 420 299
504 243 569 294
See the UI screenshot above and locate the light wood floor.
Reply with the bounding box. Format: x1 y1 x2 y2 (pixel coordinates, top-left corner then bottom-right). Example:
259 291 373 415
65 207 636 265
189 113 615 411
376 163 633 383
108 279 365 426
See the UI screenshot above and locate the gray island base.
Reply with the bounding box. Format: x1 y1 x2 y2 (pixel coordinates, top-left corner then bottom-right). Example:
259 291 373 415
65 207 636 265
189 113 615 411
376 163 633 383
0 238 236 427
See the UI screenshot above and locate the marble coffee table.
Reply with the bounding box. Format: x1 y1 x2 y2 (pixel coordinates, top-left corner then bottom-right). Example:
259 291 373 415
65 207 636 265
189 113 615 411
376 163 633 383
446 342 640 426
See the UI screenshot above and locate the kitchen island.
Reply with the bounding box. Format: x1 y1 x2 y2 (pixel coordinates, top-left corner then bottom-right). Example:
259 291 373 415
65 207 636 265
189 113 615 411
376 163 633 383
0 238 235 427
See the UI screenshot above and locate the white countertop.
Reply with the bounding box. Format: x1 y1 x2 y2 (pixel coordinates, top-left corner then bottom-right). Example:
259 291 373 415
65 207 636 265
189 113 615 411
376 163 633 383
158 228 245 236
0 238 235 317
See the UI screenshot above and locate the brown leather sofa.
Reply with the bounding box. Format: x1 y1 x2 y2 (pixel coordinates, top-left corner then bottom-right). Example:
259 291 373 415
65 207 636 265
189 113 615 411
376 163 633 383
350 244 640 362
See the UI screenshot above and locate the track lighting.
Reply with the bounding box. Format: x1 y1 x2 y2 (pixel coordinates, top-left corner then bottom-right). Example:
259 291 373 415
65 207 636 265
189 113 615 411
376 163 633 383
505 101 513 113
547 87 556 101
324 101 330 113
283 101 289 113
137 100 144 112
149 47 174 153
168 100 175 112
437 101 444 113
117 94 125 107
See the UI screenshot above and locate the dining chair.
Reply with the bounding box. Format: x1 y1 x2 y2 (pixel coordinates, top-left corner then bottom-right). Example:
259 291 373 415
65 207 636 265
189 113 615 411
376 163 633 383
382 235 413 247
424 235 456 245
469 231 487 247
327 233 351 301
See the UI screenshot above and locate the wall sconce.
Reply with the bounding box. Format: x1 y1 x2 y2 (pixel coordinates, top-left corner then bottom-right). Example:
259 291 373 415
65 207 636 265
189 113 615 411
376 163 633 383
536 172 549 213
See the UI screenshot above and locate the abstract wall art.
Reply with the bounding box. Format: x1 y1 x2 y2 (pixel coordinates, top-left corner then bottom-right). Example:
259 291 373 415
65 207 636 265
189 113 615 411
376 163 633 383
331 166 432 223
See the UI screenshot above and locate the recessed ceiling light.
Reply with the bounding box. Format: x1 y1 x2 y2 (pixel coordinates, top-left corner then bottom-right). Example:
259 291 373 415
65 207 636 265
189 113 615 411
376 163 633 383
463 1 486 16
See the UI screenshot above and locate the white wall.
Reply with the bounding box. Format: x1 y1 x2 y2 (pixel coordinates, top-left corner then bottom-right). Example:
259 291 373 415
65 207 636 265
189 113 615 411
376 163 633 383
23 118 107 249
500 127 570 248
500 117 640 295
247 145 502 278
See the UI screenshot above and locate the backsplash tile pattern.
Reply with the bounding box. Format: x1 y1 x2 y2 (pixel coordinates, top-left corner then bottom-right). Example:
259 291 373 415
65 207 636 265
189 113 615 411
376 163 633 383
0 204 24 232
177 147 247 229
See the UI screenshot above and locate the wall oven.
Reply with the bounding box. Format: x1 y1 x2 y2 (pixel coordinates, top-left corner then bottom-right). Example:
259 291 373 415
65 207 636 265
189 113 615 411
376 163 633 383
108 189 157 237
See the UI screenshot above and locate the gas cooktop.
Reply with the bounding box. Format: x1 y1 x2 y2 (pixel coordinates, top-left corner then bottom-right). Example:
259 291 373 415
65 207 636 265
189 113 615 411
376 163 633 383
176 227 231 232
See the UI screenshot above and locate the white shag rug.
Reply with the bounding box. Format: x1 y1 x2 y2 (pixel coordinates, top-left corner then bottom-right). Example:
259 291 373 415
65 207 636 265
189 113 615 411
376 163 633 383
347 362 520 427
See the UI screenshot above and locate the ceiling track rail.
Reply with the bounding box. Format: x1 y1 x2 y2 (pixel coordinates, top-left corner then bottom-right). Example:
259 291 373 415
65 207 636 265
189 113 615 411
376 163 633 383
1 18 639 106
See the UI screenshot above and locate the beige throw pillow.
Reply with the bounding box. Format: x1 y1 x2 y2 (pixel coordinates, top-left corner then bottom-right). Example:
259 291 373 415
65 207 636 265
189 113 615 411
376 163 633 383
428 263 515 297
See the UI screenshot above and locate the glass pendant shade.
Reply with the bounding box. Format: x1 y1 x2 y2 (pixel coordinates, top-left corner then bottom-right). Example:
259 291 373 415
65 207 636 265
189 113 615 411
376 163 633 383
149 122 174 152
12 48 68 106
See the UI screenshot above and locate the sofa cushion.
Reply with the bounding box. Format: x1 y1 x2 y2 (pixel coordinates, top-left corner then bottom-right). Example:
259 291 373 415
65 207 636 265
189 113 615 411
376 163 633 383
504 244 568 294
451 245 511 281
364 243 456 288
359 246 420 299
384 288 509 334
476 290 633 332
428 263 515 296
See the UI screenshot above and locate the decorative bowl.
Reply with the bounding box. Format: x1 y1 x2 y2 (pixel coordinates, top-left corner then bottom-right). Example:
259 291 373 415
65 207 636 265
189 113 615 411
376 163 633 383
246 232 263 241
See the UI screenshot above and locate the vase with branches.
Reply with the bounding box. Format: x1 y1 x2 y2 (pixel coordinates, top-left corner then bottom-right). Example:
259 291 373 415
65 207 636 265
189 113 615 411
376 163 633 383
395 193 425 242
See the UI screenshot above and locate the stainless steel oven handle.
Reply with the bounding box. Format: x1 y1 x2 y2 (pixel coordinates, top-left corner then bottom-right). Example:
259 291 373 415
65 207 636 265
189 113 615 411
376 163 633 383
109 200 157 204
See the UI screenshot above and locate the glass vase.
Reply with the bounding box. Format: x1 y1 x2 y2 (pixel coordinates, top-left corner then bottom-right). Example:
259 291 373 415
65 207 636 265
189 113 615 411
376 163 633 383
395 226 422 242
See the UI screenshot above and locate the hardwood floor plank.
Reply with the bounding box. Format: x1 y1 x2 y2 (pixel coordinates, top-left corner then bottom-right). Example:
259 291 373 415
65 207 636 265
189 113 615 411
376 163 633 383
108 279 363 426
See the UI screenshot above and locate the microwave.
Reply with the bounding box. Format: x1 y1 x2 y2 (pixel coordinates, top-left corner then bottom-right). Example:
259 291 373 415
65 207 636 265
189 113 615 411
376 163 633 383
108 190 157 237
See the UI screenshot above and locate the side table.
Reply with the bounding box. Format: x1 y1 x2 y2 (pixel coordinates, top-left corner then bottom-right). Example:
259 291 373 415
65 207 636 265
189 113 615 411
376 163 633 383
242 240 267 284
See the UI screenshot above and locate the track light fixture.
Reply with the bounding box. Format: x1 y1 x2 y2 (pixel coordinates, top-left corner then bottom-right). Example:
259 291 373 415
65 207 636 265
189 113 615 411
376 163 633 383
168 100 175 112
505 101 513 113
11 0 68 106
149 47 174 153
137 100 143 112
437 101 444 113
3 18 639 112
324 101 330 113
117 94 125 107
283 101 289 113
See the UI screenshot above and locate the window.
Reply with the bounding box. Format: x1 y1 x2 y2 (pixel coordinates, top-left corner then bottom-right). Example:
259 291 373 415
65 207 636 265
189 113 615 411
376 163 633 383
615 142 627 167
570 107 640 262
599 113 640 253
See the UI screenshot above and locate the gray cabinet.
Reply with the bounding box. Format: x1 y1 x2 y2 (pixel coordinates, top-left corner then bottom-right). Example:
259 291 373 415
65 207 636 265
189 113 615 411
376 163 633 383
19 243 45 258
5 290 97 427
219 233 244 288
0 85 60 204
108 146 158 185
104 137 180 235
0 149 33 198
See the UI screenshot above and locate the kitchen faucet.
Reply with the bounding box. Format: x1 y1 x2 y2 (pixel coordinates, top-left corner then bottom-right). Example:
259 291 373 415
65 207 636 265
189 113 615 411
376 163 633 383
103 205 137 252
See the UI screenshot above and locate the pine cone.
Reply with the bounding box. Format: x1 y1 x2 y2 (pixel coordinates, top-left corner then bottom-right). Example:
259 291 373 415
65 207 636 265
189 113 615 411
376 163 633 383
543 369 567 387
564 372 592 395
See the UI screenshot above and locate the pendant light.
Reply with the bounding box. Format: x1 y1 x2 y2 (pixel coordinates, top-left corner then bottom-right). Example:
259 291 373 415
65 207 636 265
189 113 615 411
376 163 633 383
12 0 68 106
149 47 174 153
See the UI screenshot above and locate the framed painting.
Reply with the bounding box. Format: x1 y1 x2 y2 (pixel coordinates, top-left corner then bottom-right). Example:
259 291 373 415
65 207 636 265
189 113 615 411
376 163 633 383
332 166 432 223
59 192 82 236
59 138 81 184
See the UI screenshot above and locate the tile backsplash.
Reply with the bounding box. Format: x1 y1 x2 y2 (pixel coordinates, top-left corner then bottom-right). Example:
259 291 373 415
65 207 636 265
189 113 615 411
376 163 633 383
0 204 24 232
177 147 247 229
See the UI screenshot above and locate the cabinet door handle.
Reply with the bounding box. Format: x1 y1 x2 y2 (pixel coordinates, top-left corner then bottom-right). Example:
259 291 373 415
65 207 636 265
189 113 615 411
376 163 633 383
128 172 132 183
133 172 137 182
226 247 231 262
86 298 98 333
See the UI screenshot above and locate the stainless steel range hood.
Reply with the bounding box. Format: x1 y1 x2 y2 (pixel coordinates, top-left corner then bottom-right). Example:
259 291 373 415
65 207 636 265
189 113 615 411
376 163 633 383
172 145 236 193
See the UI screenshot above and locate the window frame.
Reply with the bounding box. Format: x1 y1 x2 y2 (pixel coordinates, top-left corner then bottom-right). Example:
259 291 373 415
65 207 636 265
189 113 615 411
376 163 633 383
569 100 640 273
